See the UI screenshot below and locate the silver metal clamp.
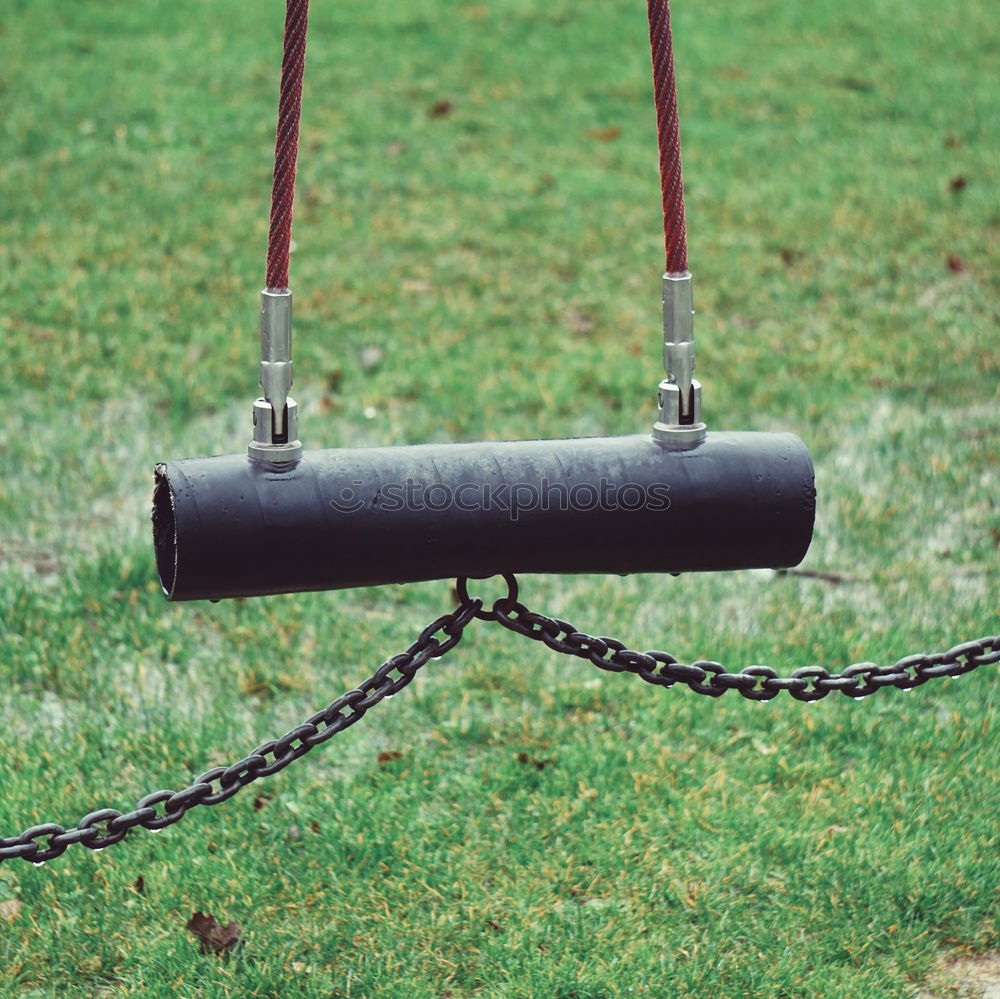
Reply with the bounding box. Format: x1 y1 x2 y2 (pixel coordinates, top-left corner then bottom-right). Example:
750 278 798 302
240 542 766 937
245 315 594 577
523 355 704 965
652 271 706 447
248 288 303 464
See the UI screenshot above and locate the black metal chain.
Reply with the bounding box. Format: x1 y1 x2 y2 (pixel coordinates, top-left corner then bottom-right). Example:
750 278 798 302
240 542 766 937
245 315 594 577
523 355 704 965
2 574 996 866
0 598 482 866
470 574 999 702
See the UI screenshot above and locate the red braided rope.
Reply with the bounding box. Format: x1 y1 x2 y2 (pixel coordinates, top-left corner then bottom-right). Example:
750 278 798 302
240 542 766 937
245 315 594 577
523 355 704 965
265 0 310 292
646 0 688 274
263 3 681 284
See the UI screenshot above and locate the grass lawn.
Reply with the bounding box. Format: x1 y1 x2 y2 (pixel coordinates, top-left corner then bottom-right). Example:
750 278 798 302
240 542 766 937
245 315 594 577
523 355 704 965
1 0 997 995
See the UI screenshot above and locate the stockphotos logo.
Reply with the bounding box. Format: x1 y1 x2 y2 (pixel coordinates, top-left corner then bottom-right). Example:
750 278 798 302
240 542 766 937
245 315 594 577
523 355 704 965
329 477 671 522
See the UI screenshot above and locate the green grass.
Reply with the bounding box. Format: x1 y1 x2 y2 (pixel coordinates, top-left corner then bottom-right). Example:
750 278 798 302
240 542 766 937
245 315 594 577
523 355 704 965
1 0 997 995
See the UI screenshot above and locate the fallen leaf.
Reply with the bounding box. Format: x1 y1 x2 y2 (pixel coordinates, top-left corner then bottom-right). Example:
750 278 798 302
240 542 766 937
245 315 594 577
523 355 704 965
946 255 966 273
831 76 874 92
310 820 321 834
585 125 621 143
428 99 453 118
949 175 967 192
186 912 242 956
0 899 22 922
134 876 146 895
517 751 554 771
378 749 402 765
253 792 273 812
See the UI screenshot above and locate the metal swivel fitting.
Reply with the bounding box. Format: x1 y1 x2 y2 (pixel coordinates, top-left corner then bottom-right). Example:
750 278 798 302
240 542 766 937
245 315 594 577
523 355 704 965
652 271 706 447
248 288 303 464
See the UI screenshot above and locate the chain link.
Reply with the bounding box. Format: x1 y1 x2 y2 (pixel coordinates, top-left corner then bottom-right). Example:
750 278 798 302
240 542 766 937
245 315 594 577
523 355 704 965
0 597 482 866
2 573 995 866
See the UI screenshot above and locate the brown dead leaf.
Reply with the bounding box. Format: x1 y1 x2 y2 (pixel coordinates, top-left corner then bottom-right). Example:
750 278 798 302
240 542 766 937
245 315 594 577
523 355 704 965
585 125 621 143
517 751 554 771
378 749 402 766
0 898 22 922
133 875 146 895
947 255 967 273
428 99 453 118
186 911 242 956
831 76 875 92
949 175 968 192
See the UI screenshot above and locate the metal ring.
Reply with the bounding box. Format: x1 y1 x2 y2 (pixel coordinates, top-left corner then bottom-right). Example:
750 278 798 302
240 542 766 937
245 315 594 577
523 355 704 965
455 574 519 620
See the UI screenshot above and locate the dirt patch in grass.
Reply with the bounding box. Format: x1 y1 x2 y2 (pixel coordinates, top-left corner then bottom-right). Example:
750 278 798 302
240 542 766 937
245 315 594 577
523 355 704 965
917 953 1000 999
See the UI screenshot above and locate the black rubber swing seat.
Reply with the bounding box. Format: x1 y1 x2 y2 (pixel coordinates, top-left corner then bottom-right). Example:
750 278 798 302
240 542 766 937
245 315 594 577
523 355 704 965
153 430 815 602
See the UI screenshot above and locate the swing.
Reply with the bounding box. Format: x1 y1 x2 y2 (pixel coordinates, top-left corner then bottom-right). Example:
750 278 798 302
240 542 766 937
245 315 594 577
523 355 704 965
1 0 995 867
151 0 815 600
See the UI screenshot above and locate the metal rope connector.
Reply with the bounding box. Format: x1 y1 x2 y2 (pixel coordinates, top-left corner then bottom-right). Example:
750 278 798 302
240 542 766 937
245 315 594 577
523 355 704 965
248 288 303 464
653 271 706 447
